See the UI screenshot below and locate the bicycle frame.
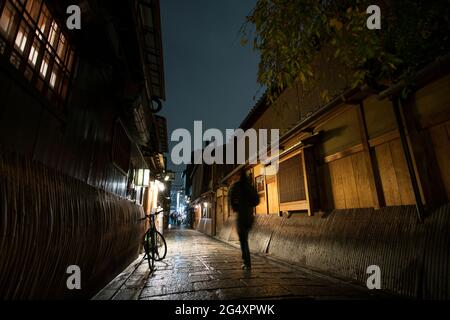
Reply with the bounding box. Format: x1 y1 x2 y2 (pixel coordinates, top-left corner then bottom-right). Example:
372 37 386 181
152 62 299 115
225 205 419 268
140 209 166 273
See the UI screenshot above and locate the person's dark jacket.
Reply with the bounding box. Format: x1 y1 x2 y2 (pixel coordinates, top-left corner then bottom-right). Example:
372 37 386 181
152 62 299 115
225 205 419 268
229 176 260 230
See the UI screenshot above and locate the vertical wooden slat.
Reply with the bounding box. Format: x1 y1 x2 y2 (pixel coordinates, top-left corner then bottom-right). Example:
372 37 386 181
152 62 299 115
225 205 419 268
340 156 360 208
375 143 402 205
329 160 346 209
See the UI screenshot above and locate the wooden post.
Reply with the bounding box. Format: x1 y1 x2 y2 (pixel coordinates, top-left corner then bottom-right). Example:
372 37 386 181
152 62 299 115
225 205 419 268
356 103 384 209
302 148 315 216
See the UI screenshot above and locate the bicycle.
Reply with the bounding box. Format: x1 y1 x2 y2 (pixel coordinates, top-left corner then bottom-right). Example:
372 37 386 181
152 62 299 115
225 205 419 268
140 209 167 273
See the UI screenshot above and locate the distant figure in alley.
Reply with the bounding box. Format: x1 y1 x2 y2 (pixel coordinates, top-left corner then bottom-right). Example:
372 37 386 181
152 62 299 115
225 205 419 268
229 170 260 270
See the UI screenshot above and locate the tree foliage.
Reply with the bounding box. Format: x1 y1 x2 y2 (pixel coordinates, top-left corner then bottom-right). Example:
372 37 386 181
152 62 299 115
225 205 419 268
243 0 450 100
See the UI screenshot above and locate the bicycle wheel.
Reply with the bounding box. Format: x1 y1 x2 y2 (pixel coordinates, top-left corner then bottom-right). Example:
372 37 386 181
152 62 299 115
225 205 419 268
153 230 167 261
143 231 155 271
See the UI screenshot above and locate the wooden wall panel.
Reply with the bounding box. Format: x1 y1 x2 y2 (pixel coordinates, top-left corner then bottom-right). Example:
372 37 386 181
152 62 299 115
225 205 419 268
340 156 361 208
374 139 415 206
266 180 279 214
352 151 376 207
255 195 267 214
414 74 450 128
325 151 376 209
0 149 144 299
428 121 450 201
317 106 362 157
363 95 397 139
328 158 346 209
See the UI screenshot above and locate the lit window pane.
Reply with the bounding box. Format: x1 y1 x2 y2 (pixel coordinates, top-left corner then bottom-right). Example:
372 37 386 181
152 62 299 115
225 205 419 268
49 62 61 89
28 39 40 66
48 20 59 48
56 33 66 60
0 3 17 37
37 4 50 37
1 1 75 103
49 71 56 88
40 51 50 77
25 0 42 21
15 23 31 53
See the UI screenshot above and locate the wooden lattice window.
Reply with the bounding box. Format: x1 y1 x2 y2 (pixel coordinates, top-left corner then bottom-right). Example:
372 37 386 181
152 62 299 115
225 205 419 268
278 154 306 203
0 0 75 108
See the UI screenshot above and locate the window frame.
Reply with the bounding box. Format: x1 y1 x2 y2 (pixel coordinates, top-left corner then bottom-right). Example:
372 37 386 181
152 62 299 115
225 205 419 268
0 0 76 110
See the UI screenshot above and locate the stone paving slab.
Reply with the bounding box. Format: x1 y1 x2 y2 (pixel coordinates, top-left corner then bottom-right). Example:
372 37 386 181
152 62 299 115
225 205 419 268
93 228 390 300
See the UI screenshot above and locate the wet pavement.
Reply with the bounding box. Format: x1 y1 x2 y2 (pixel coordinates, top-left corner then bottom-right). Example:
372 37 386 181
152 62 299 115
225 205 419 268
93 228 390 300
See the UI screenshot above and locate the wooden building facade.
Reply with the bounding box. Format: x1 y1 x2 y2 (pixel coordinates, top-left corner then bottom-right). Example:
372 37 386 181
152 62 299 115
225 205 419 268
0 0 167 299
190 54 450 298
219 55 450 221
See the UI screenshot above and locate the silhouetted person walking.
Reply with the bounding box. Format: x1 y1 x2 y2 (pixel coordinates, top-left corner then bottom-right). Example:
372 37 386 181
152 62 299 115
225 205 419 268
229 170 259 270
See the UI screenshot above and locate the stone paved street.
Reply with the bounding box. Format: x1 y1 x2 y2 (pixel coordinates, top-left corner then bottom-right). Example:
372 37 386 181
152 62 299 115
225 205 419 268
93 228 390 300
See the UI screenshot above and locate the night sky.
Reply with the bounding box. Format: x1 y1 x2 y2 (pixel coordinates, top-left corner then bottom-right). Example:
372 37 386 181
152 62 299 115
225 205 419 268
159 0 262 184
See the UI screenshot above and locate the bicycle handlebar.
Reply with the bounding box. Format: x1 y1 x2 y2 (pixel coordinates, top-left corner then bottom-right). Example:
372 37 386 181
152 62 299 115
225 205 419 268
139 210 164 221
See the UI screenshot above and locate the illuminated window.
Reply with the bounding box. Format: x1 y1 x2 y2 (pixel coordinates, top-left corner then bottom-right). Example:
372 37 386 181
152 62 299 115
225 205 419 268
0 2 16 37
56 33 65 60
0 0 75 108
37 4 50 37
49 63 60 89
39 51 49 77
28 38 39 66
48 20 58 48
25 0 42 21
14 22 30 53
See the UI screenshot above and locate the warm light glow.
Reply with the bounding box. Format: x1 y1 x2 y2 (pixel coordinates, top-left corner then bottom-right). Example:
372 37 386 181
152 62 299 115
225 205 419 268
15 28 28 53
135 169 144 186
48 21 59 48
28 43 39 66
156 180 165 191
143 169 150 187
164 175 170 181
0 5 14 36
40 56 48 77
49 71 56 88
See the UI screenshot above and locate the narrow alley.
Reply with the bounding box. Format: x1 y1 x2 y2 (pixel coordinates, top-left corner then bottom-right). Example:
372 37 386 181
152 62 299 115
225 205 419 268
1 0 450 307
94 229 388 300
